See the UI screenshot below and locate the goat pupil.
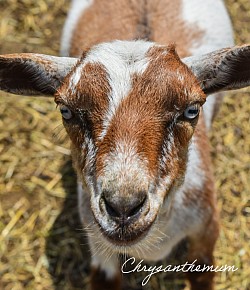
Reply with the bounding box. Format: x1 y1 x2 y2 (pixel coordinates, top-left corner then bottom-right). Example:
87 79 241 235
189 109 197 114
60 106 72 119
183 105 200 120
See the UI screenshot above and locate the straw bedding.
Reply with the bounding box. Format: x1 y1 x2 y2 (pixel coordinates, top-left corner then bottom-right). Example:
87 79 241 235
0 0 249 289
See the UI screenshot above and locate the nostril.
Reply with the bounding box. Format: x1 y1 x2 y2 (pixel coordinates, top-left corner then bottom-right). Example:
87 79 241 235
103 197 121 218
127 196 147 218
101 190 148 221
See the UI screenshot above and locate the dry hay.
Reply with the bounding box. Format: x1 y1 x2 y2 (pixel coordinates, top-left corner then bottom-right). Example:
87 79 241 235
0 0 249 290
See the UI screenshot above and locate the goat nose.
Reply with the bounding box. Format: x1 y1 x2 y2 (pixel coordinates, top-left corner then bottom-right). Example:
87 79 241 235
102 191 147 221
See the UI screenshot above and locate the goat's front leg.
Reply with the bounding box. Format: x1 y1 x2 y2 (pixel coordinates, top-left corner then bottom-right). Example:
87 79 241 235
186 213 219 290
89 238 122 290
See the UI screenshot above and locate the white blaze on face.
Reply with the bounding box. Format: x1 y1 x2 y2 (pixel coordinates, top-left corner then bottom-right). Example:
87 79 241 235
82 40 155 139
100 140 150 191
68 64 83 96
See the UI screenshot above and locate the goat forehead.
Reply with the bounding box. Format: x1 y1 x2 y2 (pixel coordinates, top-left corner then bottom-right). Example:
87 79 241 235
59 41 154 105
84 40 155 67
82 41 155 108
69 41 200 99
59 41 204 120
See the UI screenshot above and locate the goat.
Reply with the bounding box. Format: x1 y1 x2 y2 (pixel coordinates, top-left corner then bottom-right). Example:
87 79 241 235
0 0 250 289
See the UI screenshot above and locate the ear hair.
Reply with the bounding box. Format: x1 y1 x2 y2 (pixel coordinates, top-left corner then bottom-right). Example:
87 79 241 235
0 53 77 96
183 45 250 95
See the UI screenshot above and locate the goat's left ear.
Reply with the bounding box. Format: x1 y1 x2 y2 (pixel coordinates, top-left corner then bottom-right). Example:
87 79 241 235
0 53 78 96
183 45 250 95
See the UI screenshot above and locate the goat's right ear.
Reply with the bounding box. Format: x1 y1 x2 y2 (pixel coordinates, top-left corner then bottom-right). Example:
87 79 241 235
0 53 78 96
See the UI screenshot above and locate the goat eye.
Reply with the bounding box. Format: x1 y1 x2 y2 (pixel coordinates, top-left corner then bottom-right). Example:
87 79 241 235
59 105 72 120
183 104 200 120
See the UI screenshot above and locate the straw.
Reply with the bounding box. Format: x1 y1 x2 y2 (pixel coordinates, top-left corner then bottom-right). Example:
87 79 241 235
0 0 249 289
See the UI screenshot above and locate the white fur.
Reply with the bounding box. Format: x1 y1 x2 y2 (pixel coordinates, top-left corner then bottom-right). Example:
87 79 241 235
202 95 217 128
90 244 119 279
100 141 149 193
104 141 145 173
77 181 85 224
159 133 176 186
140 136 206 261
181 0 234 129
98 137 207 262
60 0 93 56
184 137 205 189
68 64 83 95
182 0 234 55
80 135 206 264
83 40 155 139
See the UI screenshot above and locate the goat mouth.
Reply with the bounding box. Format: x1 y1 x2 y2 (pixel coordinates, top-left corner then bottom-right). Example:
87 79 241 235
96 216 156 246
92 192 156 245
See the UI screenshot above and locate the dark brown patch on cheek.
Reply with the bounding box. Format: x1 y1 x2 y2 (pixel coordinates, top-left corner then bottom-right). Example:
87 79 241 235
66 63 110 115
57 62 111 174
159 128 189 184
136 46 203 175
78 63 111 142
173 124 192 174
174 121 195 146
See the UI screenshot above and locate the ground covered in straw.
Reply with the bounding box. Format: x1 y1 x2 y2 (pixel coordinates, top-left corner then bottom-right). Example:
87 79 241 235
0 1 249 289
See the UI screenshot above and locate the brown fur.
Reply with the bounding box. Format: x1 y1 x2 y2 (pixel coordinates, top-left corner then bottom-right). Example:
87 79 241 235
91 267 122 290
71 0 145 56
146 0 204 58
95 45 205 177
56 62 111 144
70 0 204 58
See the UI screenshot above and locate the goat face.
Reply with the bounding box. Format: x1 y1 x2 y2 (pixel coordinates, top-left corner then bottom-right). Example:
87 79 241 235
55 41 206 247
1 41 250 251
